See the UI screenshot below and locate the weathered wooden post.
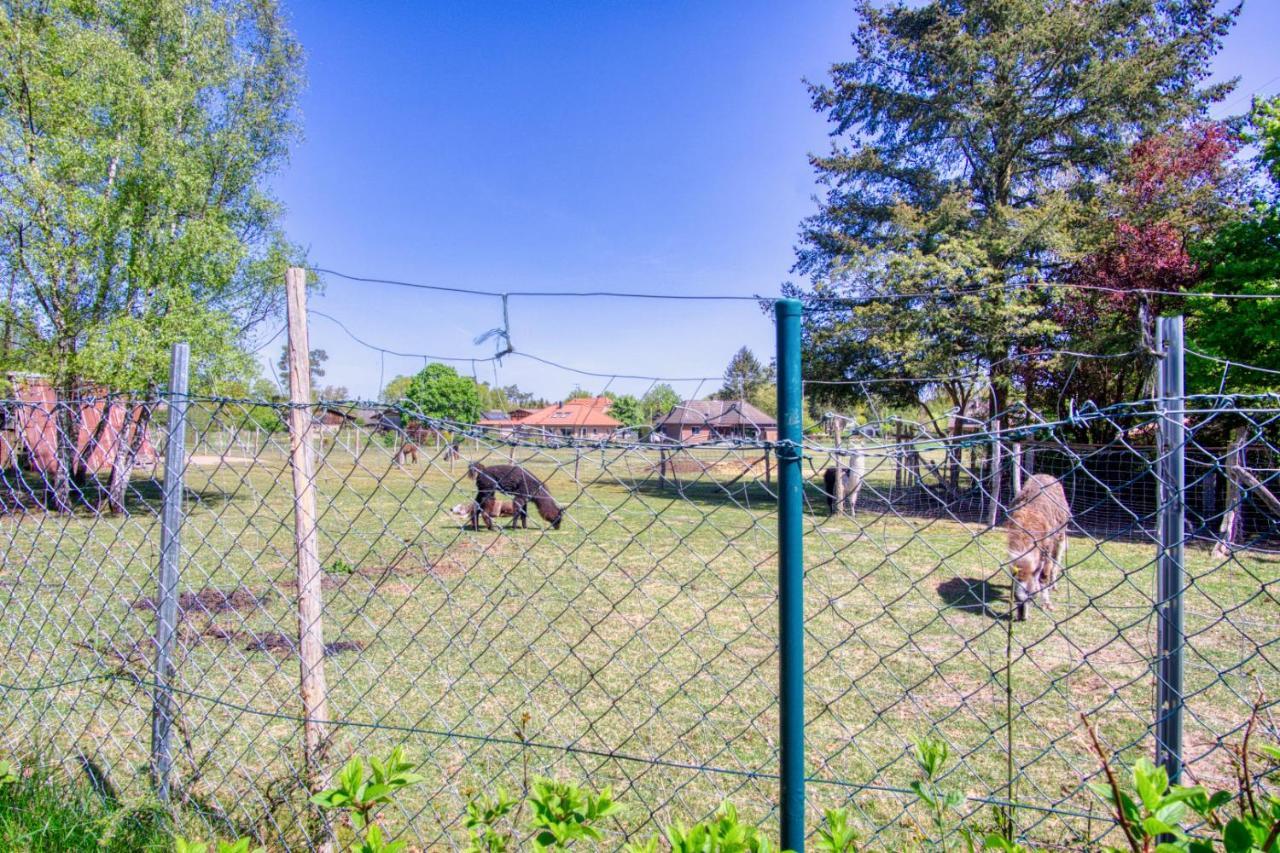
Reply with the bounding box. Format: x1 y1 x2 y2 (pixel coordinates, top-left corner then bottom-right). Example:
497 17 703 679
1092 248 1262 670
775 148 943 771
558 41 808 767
832 417 846 517
1011 442 1023 496
284 267 332 841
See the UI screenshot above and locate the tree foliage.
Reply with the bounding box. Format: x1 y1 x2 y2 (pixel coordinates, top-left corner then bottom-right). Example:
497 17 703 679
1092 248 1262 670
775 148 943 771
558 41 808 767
713 347 774 402
380 374 414 405
641 384 681 423
0 0 305 392
604 393 643 427
791 0 1237 417
1186 97 1280 393
276 346 328 396
403 363 483 424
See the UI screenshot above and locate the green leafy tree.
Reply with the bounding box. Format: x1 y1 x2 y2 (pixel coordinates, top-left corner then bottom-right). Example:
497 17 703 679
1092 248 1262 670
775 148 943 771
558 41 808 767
380 374 414 405
604 393 643 428
1187 96 1280 393
641 383 681 423
565 386 593 401
791 0 1237 421
404 363 483 424
0 0 304 510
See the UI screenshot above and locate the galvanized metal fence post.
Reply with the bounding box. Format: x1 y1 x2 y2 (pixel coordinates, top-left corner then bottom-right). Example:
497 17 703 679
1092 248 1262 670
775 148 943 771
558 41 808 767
151 341 189 801
775 298 805 851
1155 314 1185 783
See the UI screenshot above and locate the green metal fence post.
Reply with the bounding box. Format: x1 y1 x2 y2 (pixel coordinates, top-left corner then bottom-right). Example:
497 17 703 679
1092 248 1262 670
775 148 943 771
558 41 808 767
775 298 805 851
1155 315 1186 784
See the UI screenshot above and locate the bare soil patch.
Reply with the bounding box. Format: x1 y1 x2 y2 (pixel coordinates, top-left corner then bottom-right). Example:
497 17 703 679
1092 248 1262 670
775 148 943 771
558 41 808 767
132 586 270 617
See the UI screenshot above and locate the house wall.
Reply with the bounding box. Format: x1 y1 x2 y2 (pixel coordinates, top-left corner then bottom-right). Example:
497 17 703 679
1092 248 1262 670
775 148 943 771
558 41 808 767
10 383 157 476
656 424 777 444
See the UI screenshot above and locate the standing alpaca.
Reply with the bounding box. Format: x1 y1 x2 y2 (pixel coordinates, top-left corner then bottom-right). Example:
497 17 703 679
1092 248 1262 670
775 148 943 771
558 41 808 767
823 451 866 515
467 463 563 530
1006 474 1071 621
397 439 419 464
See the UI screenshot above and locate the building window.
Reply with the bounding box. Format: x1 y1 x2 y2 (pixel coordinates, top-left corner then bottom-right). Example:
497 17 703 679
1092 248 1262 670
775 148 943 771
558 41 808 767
691 426 702 435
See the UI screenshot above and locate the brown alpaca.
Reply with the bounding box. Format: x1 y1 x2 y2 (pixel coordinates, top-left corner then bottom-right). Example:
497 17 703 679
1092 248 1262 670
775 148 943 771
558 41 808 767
466 462 563 530
1006 474 1071 621
397 440 419 464
450 499 515 528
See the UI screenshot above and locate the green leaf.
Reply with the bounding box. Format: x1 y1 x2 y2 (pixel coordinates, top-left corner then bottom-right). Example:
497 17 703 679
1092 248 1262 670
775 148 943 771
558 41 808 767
309 790 350 809
1223 818 1254 853
1141 816 1179 838
1208 791 1235 811
1134 758 1169 812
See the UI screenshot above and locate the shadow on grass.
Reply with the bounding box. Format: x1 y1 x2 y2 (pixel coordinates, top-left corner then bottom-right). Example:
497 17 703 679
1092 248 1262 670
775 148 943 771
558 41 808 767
937 576 1013 621
0 471 235 518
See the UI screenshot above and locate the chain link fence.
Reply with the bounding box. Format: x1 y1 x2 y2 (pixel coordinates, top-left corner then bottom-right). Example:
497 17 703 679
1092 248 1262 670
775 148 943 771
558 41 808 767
0 381 1277 848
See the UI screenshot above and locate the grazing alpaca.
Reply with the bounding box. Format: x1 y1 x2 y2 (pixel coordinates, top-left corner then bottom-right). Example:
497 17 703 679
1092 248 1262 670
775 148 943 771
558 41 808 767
397 440 419 464
823 453 866 515
467 463 563 530
449 498 516 529
1006 474 1071 621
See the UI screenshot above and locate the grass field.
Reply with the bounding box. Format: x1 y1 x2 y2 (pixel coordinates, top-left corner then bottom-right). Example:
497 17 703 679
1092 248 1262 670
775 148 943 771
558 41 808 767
0 426 1276 850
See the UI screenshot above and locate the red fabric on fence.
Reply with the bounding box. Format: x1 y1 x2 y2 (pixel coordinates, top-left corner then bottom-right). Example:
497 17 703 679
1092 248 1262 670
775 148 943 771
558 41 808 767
10 380 157 476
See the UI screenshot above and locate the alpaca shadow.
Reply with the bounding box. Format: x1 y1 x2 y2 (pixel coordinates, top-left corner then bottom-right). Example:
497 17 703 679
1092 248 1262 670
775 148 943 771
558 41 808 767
936 576 1013 622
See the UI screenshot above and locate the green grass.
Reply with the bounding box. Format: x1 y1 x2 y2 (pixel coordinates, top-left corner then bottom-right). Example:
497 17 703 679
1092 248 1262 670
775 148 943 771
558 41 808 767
0 757 174 852
0 430 1276 850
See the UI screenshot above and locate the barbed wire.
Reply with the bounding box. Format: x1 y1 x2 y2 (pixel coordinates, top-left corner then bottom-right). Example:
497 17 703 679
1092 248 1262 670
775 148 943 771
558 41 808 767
312 265 1280 303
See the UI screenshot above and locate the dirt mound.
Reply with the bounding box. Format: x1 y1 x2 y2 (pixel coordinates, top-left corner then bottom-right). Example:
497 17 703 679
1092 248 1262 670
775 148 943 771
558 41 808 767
133 586 269 617
241 631 364 657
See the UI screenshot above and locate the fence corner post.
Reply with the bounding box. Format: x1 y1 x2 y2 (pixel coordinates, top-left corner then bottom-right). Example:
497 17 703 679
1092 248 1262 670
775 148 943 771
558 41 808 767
1155 314 1185 784
775 298 805 851
285 267 333 821
151 341 189 802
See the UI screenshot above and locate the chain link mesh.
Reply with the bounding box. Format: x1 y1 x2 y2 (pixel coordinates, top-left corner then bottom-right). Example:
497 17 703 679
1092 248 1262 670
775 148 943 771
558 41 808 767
0 391 1276 848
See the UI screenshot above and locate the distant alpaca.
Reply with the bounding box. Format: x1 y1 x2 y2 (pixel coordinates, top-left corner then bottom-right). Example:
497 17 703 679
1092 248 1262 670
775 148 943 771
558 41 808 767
823 452 866 515
397 440 419 464
467 463 563 530
1006 474 1071 621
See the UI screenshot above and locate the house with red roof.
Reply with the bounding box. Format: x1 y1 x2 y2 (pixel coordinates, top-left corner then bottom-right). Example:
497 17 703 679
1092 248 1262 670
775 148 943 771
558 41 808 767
653 399 777 444
514 397 622 440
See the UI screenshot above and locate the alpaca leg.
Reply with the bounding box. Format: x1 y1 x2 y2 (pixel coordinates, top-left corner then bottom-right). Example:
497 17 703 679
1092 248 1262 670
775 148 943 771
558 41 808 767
511 496 527 529
1043 535 1067 609
476 490 495 530
1039 552 1057 611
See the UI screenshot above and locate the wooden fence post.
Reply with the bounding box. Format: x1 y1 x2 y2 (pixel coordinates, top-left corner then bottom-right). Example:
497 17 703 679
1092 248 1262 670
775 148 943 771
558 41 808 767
284 267 332 843
1011 442 1023 496
832 418 846 517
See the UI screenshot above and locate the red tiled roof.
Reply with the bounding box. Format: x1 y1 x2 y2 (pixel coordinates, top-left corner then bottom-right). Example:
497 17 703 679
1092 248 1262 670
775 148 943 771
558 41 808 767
654 399 777 429
518 397 622 429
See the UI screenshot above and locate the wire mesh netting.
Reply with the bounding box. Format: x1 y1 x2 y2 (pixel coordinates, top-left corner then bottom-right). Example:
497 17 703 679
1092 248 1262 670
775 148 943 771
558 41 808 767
0 392 1277 849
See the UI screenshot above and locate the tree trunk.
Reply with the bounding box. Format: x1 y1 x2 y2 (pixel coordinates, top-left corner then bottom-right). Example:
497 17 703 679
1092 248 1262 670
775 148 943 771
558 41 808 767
986 381 1008 527
75 394 115 487
50 391 76 513
106 400 153 515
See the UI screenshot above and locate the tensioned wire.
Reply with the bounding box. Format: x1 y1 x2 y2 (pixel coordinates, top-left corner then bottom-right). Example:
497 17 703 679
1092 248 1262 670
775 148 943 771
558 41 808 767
0 671 1106 824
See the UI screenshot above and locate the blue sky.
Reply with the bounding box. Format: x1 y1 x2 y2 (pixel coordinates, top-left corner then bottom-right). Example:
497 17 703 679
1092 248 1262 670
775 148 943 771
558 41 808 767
266 0 1280 403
